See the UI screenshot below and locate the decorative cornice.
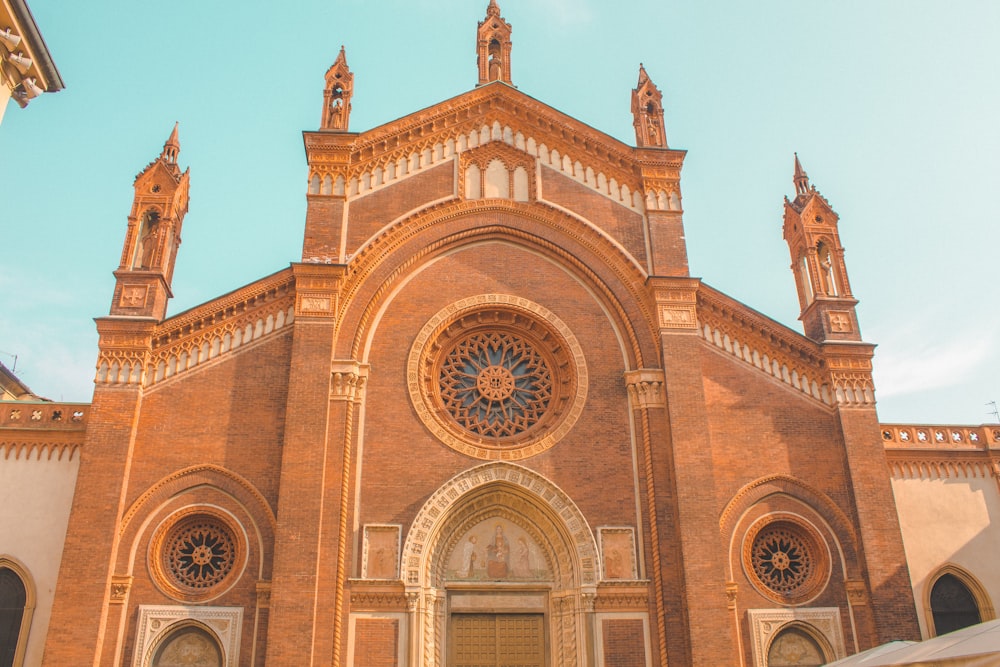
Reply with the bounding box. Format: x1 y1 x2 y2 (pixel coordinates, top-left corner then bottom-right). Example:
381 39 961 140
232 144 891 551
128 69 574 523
696 284 833 407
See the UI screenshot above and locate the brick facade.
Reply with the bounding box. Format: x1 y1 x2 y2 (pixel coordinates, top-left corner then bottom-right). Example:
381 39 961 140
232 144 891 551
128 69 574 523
25 3 936 666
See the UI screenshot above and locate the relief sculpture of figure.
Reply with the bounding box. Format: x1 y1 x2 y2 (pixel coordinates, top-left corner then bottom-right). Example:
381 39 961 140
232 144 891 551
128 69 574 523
486 524 509 578
513 536 531 578
461 535 478 578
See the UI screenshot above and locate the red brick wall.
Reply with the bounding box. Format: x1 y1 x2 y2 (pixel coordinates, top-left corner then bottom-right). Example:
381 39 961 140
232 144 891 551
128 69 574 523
603 619 646 667
353 618 399 667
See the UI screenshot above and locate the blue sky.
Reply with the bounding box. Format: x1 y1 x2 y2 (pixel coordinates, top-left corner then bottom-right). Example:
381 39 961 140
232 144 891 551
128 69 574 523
1 1 998 425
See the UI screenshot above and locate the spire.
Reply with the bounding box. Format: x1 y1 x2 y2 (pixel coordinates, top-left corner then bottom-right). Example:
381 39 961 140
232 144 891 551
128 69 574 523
321 46 354 130
632 63 667 148
793 152 809 196
111 129 191 320
782 159 860 342
477 0 513 86
161 122 180 165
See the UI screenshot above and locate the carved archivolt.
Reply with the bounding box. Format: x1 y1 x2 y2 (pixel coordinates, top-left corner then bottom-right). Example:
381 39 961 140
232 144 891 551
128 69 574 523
400 461 598 587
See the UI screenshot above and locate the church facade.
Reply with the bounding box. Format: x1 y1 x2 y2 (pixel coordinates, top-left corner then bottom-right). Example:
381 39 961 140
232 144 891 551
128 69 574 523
2 4 998 666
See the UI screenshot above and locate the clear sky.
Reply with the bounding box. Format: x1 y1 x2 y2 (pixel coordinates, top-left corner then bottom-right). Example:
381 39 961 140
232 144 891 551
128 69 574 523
1 1 997 425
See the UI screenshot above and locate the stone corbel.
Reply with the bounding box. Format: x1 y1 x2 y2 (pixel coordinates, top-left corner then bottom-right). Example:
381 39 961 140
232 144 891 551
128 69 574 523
726 582 738 611
845 580 869 606
109 575 133 605
331 360 369 402
256 580 271 609
624 369 666 410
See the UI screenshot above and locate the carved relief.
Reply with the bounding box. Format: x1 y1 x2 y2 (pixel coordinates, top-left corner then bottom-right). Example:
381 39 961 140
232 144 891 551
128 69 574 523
624 369 666 410
827 310 853 333
120 285 149 308
598 527 637 580
362 525 401 580
110 575 132 605
331 361 368 402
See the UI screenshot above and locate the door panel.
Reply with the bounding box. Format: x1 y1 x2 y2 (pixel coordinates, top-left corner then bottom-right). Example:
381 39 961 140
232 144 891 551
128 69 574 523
450 613 544 667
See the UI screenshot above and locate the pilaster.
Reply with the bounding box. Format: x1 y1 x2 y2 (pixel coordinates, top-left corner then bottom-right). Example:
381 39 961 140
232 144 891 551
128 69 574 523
649 277 740 665
824 342 920 645
42 318 155 666
265 263 350 666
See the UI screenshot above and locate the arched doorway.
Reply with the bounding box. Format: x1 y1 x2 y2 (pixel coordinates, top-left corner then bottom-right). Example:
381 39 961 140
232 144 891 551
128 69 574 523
401 463 598 667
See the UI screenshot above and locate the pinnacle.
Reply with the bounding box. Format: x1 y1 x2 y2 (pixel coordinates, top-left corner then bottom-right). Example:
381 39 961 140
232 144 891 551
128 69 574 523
638 63 649 84
165 122 179 150
160 122 180 164
486 0 501 16
793 152 810 195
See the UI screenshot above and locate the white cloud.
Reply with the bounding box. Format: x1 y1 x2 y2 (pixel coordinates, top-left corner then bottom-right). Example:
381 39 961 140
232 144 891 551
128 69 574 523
871 319 996 400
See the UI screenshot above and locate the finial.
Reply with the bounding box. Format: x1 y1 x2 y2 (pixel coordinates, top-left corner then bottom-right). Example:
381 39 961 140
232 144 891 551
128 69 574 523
793 152 810 196
486 0 501 16
637 63 649 84
161 122 180 164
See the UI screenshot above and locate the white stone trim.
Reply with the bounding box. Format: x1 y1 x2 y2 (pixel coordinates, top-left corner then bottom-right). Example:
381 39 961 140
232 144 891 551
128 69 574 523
132 605 243 667
746 607 845 667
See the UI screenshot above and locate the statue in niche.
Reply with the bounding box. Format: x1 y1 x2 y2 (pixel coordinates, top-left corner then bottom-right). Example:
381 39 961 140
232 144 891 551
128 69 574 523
328 96 345 129
817 243 838 296
487 39 503 81
137 210 161 269
645 115 660 145
486 523 509 578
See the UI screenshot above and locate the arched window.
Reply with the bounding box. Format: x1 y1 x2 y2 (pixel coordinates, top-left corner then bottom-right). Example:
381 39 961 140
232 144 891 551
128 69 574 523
767 626 829 667
931 573 982 636
152 625 223 667
0 563 33 667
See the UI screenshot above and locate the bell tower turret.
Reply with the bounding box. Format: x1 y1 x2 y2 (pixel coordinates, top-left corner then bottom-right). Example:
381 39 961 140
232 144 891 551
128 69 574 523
321 46 353 131
783 154 860 342
477 0 512 86
110 124 190 320
632 64 668 148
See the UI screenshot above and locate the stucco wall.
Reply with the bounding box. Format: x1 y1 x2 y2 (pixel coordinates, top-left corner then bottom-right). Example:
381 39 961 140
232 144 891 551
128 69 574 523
0 453 79 665
891 472 1000 638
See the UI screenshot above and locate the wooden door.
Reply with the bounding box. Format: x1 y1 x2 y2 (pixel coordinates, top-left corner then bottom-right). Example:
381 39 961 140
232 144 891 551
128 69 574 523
450 613 545 667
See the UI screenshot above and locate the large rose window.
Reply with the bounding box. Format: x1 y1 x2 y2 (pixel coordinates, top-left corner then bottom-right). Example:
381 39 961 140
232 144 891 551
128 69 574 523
408 295 587 460
150 508 246 602
743 518 829 604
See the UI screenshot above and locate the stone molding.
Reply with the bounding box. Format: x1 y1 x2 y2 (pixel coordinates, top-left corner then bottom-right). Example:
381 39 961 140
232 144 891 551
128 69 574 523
132 605 243 667
746 607 846 667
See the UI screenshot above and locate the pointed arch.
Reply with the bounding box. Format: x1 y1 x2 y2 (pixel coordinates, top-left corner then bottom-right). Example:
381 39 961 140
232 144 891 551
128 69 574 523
926 564 995 637
0 556 34 667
